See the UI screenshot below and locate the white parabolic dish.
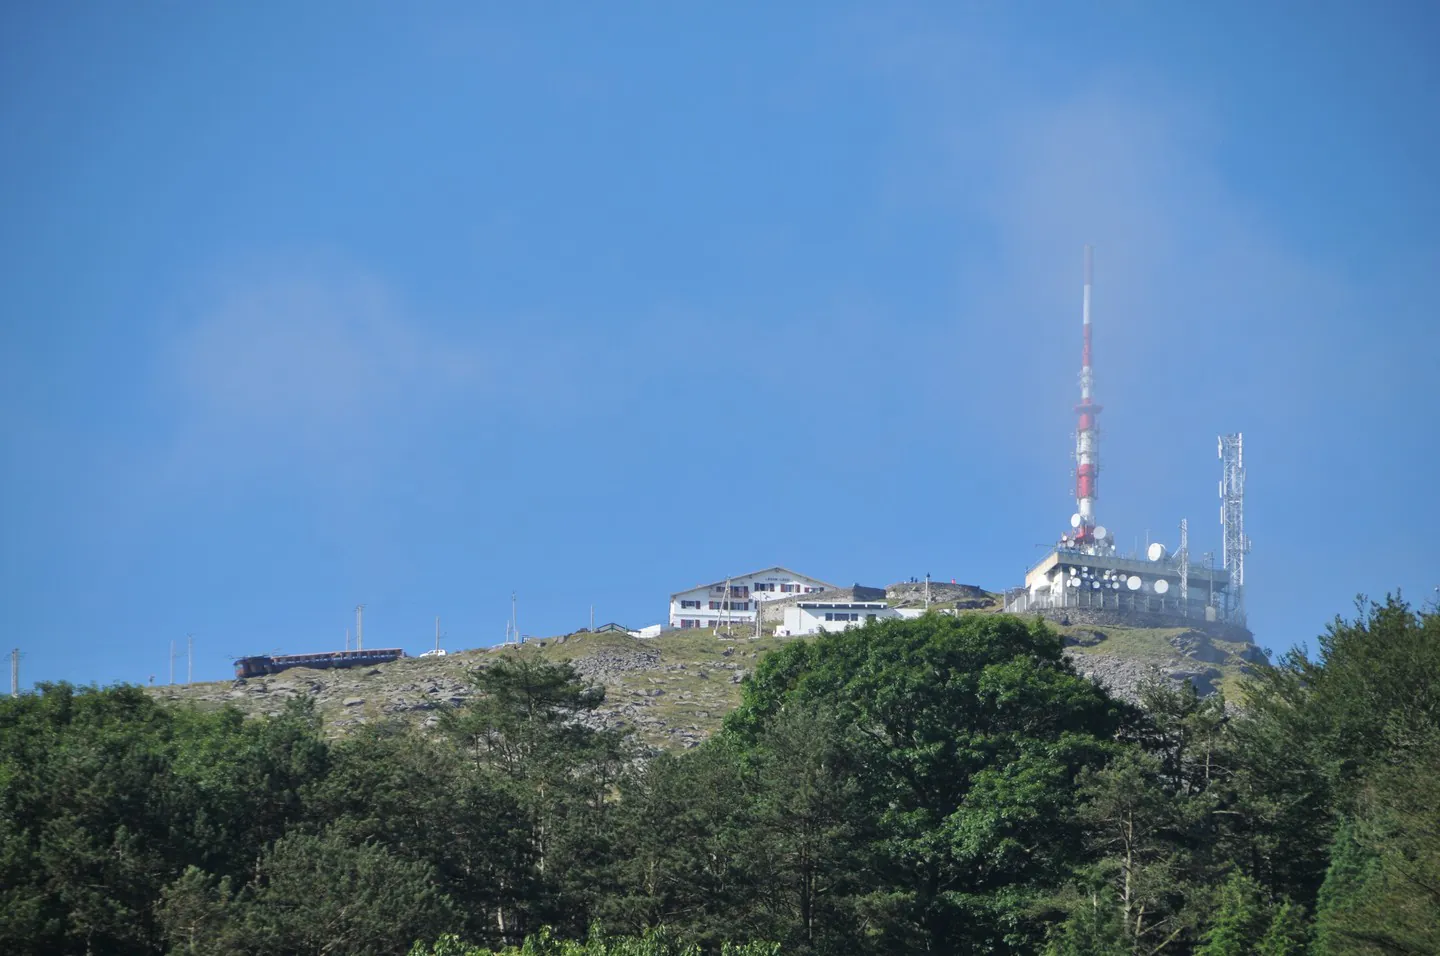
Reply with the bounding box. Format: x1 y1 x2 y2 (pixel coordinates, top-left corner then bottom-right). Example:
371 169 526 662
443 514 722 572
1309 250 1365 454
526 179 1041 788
1147 542 1167 562
1154 579 1170 595
1126 575 1142 591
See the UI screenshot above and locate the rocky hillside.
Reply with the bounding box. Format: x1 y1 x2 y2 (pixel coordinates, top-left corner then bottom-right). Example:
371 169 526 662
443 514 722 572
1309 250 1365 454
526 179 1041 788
149 586 1268 750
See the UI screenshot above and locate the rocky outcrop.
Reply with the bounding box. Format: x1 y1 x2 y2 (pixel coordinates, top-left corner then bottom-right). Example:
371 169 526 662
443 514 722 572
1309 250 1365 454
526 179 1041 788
1065 652 1224 701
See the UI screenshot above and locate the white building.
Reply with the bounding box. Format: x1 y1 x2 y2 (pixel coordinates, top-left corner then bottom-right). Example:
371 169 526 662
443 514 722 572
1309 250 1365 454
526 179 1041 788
777 601 899 637
669 566 834 629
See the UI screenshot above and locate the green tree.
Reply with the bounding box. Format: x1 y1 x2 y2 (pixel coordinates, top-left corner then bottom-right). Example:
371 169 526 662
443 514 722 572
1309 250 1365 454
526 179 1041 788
1255 901 1310 956
410 924 782 955
1227 596 1440 903
158 828 456 956
1063 748 1205 953
1196 872 1271 956
723 613 1130 953
440 655 630 942
1312 738 1440 955
604 739 765 948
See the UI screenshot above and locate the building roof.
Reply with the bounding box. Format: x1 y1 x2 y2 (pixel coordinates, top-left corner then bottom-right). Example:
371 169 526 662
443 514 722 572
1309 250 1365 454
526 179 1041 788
670 565 836 599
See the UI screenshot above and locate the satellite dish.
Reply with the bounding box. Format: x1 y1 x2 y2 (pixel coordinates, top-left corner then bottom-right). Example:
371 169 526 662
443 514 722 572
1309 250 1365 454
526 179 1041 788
1126 575 1142 591
1092 581 1100 589
1154 579 1170 595
1147 542 1167 562
1071 514 1082 529
1068 578 1080 588
1095 525 1108 541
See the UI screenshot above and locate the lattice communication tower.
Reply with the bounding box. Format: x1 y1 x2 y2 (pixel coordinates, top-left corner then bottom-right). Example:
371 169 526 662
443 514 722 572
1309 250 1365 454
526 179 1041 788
1219 433 1250 625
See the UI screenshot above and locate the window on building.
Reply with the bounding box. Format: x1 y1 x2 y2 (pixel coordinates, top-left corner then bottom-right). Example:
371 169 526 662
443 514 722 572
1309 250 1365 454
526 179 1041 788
709 601 720 610
680 600 700 609
824 613 834 622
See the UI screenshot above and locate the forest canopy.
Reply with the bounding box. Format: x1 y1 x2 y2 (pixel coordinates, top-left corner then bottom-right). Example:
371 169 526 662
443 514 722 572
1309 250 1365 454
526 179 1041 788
1 597 1435 955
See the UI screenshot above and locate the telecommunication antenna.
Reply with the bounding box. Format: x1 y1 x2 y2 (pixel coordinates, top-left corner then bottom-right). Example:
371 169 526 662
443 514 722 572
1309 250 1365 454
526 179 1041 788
924 572 931 609
10 648 18 697
355 605 365 651
1178 519 1189 617
434 616 442 654
1219 434 1250 625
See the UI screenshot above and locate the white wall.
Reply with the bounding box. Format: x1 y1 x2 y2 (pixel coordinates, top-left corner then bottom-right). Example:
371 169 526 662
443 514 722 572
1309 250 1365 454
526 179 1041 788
780 603 895 637
669 568 831 628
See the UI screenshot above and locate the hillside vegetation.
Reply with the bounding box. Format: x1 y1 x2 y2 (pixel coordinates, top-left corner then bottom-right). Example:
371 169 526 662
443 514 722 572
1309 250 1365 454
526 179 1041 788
149 595 1268 749
5 597 1436 955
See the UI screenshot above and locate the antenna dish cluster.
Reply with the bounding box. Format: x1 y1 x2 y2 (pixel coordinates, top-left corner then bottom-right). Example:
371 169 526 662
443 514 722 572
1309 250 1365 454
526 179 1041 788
1147 542 1168 562
1153 579 1170 595
1068 565 1124 591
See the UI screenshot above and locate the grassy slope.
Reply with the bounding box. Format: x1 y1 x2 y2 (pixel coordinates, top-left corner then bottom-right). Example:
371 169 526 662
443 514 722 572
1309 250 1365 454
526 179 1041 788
149 608 1262 749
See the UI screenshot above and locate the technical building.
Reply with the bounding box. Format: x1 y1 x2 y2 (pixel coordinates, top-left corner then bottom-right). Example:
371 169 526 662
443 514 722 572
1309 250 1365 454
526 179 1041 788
669 566 833 629
1004 249 1250 628
775 601 899 637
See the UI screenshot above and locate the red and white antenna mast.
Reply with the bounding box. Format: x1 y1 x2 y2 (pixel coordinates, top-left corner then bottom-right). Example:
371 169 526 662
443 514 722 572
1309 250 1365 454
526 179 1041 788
1067 246 1107 553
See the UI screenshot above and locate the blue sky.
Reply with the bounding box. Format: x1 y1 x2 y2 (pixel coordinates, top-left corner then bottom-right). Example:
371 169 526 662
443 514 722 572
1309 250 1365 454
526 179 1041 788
2 3 1437 687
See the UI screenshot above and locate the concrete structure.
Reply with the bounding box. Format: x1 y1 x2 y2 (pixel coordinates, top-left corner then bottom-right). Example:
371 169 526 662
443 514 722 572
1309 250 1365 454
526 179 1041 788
1007 250 1250 630
669 566 833 629
1005 546 1233 620
776 601 898 637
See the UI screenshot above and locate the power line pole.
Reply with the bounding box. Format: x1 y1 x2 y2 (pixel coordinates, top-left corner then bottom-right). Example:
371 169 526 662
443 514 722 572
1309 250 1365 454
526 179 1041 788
434 616 441 654
355 605 365 651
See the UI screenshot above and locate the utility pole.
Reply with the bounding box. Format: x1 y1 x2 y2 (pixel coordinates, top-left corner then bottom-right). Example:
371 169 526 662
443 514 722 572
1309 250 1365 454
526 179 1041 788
345 627 350 652
1178 519 1190 617
187 634 193 684
355 605 365 651
10 648 18 697
925 573 931 609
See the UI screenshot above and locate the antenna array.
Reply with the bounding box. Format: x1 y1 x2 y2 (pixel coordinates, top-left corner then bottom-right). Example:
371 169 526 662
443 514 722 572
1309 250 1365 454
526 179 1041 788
1219 433 1250 625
